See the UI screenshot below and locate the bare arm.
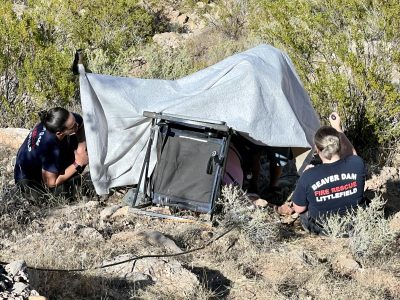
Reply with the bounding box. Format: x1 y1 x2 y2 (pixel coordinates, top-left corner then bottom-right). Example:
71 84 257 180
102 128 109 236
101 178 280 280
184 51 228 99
293 202 307 214
42 164 78 187
42 124 88 188
75 123 87 153
42 149 89 187
329 112 357 158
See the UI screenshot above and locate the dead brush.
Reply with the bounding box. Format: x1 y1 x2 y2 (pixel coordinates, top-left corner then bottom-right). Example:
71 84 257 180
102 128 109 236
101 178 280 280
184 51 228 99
323 195 396 260
216 185 280 250
0 174 37 238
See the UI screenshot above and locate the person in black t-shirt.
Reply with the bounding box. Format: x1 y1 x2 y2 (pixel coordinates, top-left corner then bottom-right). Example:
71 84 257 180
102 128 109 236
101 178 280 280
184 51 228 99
291 112 366 234
14 107 89 200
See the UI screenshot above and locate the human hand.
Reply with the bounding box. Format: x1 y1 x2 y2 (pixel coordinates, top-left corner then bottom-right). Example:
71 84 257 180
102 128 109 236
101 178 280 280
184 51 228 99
74 149 89 166
304 164 315 171
329 112 342 132
275 202 295 216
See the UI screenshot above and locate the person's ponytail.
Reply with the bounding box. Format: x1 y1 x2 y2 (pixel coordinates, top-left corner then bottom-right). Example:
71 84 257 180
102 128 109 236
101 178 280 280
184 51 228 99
314 126 341 160
39 107 69 133
38 110 48 124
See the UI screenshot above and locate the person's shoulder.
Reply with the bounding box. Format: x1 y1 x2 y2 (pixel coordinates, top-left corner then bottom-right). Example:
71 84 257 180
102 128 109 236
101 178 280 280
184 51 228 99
300 164 323 181
344 155 364 164
41 126 58 144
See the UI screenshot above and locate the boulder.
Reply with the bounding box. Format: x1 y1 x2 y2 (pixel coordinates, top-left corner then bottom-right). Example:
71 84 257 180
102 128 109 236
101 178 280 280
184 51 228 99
0 128 29 150
153 32 182 49
102 254 199 295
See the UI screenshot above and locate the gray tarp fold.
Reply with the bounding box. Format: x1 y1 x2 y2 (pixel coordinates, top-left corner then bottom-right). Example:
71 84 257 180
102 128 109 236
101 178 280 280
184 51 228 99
79 44 320 195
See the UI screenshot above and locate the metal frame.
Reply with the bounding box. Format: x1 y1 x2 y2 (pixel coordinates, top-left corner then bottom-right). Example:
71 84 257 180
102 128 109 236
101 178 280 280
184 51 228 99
131 111 231 219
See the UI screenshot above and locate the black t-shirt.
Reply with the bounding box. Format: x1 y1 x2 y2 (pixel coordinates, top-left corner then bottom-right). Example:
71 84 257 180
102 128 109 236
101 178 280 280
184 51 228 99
293 155 365 220
14 113 83 184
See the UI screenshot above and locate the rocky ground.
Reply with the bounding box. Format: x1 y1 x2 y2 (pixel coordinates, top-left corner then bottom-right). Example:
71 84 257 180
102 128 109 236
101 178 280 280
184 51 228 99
1 129 400 299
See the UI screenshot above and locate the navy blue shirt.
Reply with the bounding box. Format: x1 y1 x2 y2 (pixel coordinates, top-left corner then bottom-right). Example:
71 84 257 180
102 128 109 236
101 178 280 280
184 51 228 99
293 155 365 220
14 113 83 184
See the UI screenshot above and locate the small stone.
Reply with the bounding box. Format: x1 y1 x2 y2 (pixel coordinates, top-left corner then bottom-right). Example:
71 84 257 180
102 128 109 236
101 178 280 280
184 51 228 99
110 206 130 220
29 296 48 300
332 255 360 276
201 231 213 240
139 231 182 253
5 261 26 278
12 282 28 294
100 205 122 220
168 10 180 19
77 227 104 241
196 2 205 8
177 14 189 25
148 206 172 215
389 212 400 232
84 201 99 208
252 199 269 208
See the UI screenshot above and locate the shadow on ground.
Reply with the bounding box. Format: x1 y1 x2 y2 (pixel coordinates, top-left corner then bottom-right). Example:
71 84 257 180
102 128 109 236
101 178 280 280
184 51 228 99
187 266 232 299
28 269 154 300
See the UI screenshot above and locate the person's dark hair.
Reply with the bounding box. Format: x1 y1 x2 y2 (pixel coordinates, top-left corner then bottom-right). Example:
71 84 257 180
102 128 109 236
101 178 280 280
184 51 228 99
38 107 70 133
314 126 341 160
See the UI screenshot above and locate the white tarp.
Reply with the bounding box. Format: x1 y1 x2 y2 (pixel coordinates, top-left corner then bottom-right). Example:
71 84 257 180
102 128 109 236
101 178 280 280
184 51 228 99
79 44 320 194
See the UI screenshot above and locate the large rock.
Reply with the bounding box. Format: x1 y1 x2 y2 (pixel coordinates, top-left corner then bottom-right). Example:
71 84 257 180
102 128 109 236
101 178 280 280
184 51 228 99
0 128 29 149
153 32 182 49
134 257 200 294
102 254 199 297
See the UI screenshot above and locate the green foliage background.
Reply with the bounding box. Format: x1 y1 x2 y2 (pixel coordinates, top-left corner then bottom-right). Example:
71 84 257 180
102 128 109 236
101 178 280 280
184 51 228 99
0 0 399 161
249 0 400 156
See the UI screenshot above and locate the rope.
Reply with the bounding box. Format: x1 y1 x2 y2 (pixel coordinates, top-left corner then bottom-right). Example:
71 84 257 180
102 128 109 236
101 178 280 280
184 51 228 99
0 225 236 273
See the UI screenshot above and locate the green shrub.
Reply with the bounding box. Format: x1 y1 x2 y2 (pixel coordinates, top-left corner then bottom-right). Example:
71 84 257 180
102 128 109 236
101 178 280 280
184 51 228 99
207 0 249 40
249 0 400 158
0 0 158 127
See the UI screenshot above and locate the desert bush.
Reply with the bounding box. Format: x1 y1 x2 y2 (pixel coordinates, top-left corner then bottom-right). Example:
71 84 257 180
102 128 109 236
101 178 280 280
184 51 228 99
324 195 395 259
0 0 158 127
139 35 251 80
207 0 248 40
217 185 280 250
349 196 395 259
249 0 400 160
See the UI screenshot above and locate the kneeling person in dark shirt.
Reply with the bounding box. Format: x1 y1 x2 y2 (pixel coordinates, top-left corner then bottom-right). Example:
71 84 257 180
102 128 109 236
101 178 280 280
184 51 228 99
14 107 89 200
292 112 366 234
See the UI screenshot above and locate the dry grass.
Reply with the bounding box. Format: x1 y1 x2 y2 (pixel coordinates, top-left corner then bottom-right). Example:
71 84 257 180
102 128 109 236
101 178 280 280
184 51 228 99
323 195 396 260
1 147 400 299
216 185 281 250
